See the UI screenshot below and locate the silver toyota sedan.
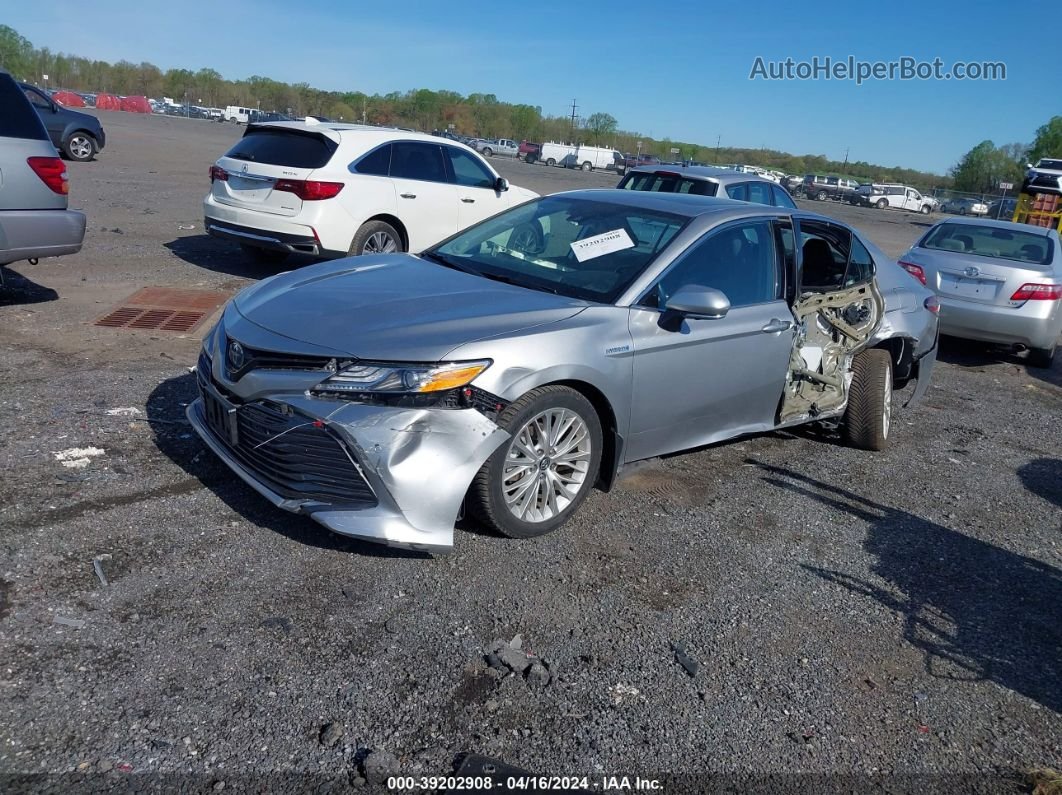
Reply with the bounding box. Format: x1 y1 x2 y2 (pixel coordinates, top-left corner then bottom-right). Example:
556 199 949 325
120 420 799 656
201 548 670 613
898 217 1061 367
188 190 938 551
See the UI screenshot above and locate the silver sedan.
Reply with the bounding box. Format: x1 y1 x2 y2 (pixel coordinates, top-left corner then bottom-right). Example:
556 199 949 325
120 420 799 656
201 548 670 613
898 217 1061 367
188 191 938 551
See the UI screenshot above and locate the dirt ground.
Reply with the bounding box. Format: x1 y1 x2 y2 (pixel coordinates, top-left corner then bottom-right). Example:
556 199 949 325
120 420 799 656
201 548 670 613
0 110 1059 794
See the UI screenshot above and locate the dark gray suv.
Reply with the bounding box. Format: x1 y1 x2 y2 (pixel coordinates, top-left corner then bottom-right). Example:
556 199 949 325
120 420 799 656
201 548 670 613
0 70 86 276
19 83 106 162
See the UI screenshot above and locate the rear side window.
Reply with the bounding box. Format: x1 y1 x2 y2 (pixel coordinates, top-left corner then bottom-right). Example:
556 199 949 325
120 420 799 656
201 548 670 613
619 172 717 196
747 181 771 205
726 182 748 201
224 129 338 168
0 77 49 140
353 144 391 176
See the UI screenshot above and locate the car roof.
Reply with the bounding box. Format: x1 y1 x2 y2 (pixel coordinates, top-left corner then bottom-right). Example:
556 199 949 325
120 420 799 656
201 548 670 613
926 216 1055 237
247 120 444 147
555 188 832 222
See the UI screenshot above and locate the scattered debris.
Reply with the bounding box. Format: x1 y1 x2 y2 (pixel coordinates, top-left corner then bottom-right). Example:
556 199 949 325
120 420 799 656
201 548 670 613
319 722 344 748
54 616 86 629
177 223 195 230
672 642 699 677
111 228 124 235
362 749 399 785
53 446 105 469
93 554 112 587
260 616 292 634
105 407 142 417
483 637 556 686
608 683 642 705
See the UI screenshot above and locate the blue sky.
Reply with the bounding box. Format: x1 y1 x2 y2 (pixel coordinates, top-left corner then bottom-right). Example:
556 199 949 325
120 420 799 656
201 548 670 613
6 0 1050 174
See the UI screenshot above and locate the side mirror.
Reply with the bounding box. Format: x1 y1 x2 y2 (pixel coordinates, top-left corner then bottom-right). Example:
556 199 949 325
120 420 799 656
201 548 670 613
494 177 509 192
1025 163 1033 170
664 285 730 319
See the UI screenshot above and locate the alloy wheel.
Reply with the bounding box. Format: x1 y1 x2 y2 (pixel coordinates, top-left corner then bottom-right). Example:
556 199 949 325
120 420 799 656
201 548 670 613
502 408 592 523
363 231 398 254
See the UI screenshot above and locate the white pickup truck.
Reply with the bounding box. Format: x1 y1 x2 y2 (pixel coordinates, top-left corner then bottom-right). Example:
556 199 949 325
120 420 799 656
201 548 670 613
852 183 936 214
477 138 518 158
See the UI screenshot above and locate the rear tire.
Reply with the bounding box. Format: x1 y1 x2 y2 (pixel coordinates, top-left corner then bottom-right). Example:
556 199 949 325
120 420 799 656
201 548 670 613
482 148 493 157
470 386 602 539
842 348 893 452
546 158 556 167
63 132 96 162
349 220 403 256
581 161 592 172
525 153 537 165
1027 344 1056 369
816 190 828 201
239 244 289 264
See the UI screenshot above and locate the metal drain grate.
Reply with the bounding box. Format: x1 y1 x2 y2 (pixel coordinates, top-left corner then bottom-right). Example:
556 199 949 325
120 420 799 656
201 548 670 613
95 288 229 333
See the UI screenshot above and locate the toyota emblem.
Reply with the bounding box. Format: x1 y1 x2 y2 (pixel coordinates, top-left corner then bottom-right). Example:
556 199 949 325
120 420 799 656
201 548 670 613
227 340 245 371
964 266 980 277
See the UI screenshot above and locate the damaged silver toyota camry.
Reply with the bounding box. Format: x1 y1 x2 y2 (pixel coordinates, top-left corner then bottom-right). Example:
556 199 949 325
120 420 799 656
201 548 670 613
188 190 938 551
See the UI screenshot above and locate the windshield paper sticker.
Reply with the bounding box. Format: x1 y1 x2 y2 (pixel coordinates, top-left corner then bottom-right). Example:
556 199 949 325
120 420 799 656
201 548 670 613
570 228 635 262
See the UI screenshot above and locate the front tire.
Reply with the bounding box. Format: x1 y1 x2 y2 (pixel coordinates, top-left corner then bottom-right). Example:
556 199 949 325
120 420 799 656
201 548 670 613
920 204 931 214
239 244 289 264
581 161 592 172
63 132 96 162
470 386 602 539
843 348 893 451
349 220 403 256
1027 344 1056 369
546 158 556 167
876 199 888 210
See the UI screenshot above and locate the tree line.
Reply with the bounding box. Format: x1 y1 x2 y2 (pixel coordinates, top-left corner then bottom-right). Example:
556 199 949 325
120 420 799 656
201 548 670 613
7 24 1057 192
948 118 1062 195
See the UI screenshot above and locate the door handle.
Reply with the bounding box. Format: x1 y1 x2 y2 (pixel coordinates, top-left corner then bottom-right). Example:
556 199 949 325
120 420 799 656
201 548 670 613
461 197 476 203
400 193 416 199
761 319 794 333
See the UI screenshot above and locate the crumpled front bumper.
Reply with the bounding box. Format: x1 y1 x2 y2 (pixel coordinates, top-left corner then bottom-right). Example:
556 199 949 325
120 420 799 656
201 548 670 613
188 394 508 551
187 316 510 551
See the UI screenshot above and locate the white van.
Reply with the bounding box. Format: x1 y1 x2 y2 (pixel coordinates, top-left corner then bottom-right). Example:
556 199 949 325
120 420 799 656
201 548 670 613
538 142 577 167
224 106 253 124
564 145 623 172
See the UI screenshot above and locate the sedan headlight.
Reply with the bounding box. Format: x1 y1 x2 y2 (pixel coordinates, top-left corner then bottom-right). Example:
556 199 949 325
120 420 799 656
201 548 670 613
314 360 491 395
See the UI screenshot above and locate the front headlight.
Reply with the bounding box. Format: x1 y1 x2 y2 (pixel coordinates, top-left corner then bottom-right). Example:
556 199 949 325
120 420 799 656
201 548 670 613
313 360 491 395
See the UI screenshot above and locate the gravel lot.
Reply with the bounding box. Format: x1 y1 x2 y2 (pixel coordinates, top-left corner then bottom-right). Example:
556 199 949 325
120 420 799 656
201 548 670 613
0 111 1059 794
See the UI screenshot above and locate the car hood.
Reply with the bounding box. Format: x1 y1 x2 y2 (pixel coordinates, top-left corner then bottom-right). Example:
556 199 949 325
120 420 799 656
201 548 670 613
233 254 588 361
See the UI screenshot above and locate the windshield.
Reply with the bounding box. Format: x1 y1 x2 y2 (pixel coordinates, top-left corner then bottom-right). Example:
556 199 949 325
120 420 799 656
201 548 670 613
921 222 1052 265
618 171 718 197
429 195 689 303
1036 159 1062 170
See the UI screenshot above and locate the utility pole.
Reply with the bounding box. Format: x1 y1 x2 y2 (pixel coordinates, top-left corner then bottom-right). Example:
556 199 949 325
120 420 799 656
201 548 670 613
569 98 578 141
715 135 721 162
842 147 849 170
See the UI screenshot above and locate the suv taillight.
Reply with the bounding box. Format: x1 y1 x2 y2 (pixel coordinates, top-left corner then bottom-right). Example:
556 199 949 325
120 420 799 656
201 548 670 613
209 165 228 182
898 260 927 285
272 179 344 201
1010 283 1062 301
27 156 68 195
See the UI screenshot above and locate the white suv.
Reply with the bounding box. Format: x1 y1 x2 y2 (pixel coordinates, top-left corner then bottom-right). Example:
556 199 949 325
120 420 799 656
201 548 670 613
203 121 538 263
853 183 935 214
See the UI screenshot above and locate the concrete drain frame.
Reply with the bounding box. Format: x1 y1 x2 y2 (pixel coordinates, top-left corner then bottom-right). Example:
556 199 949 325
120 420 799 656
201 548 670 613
95 287 229 334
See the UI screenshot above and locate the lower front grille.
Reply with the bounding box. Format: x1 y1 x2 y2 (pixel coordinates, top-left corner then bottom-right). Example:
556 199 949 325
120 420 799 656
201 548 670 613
200 393 377 506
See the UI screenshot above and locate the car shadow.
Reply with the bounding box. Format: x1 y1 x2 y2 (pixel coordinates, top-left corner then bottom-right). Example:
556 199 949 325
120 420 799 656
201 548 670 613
147 372 429 559
937 335 1061 387
1017 458 1062 509
164 235 318 279
749 460 1062 713
0 266 59 306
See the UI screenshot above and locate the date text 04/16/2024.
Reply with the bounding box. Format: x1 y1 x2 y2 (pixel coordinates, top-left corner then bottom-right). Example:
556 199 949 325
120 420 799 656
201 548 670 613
386 775 663 791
